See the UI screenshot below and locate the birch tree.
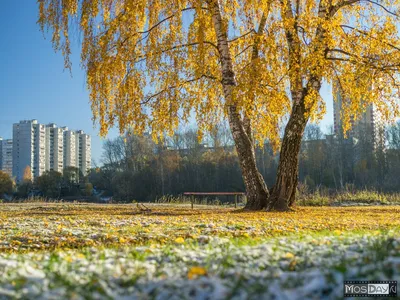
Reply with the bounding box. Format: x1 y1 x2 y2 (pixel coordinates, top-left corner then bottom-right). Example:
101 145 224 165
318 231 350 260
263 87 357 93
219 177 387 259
38 0 400 210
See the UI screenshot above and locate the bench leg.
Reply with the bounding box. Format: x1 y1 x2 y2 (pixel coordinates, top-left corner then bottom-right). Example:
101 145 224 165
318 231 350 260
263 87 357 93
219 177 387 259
235 195 237 208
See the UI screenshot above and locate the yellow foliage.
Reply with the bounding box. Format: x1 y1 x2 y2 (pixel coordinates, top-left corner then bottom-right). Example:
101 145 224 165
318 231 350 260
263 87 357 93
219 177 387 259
188 266 207 279
284 252 295 259
174 237 185 244
37 0 400 145
2 203 400 253
22 166 32 182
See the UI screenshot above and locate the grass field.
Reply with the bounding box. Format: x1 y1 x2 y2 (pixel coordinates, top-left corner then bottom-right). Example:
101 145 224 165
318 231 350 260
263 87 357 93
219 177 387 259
0 203 399 299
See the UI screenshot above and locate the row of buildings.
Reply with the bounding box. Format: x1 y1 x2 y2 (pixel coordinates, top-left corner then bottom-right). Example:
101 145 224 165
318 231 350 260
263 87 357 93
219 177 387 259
0 120 91 182
0 93 383 183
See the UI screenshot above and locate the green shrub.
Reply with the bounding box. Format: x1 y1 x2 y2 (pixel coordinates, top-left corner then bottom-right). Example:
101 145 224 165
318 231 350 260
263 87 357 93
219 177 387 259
297 190 330 206
333 190 388 205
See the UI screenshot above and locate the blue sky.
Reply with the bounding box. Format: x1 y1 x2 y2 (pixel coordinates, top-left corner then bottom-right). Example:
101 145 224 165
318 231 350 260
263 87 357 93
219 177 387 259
0 2 333 164
0 1 119 164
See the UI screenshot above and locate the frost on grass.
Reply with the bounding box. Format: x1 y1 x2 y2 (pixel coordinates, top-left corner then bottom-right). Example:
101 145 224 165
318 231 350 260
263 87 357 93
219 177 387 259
0 233 399 299
0 204 399 299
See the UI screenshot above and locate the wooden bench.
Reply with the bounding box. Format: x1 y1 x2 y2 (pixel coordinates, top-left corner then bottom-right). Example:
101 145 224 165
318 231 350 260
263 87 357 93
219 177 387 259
183 192 245 209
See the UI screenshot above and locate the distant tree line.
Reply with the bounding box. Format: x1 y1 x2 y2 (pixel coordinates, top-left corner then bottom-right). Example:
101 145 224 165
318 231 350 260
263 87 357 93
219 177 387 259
87 121 400 202
0 166 93 200
89 126 244 202
1 122 398 201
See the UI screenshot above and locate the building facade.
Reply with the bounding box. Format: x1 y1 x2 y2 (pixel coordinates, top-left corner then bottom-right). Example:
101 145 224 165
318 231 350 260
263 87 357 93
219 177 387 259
0 138 13 177
45 124 64 172
12 120 46 181
333 87 385 148
11 120 91 182
63 128 77 168
76 131 91 176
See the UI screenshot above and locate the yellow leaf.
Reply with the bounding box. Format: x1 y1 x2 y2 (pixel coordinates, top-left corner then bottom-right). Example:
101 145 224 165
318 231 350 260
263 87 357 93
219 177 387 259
188 266 207 279
284 252 295 259
174 237 185 244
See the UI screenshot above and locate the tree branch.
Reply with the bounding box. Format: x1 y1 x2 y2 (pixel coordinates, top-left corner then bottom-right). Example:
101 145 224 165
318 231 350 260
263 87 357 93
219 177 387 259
362 0 400 17
234 44 253 58
331 0 399 17
111 7 209 51
228 29 256 43
340 24 400 52
140 74 219 105
137 7 208 35
118 41 219 65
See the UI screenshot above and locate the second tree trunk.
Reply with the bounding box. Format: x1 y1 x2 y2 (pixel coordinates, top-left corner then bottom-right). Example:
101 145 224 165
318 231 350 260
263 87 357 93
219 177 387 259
267 102 308 211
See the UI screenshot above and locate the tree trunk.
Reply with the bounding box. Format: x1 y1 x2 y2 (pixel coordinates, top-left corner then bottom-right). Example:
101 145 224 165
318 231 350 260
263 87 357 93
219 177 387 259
267 102 308 211
208 0 269 210
227 106 269 210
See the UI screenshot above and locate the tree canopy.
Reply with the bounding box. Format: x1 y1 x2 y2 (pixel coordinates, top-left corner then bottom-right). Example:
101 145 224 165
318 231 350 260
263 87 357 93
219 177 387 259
0 171 13 197
38 0 400 143
23 166 32 182
35 170 63 198
38 0 400 210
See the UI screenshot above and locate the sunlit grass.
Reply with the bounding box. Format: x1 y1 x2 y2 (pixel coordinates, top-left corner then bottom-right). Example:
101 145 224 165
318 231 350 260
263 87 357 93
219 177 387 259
1 203 400 252
0 203 399 298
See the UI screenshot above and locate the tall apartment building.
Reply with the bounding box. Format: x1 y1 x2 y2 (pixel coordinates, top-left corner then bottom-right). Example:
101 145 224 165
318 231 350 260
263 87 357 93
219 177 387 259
0 138 13 177
12 120 91 182
63 128 92 175
63 128 77 168
76 130 91 176
45 124 64 172
13 120 46 181
333 87 385 147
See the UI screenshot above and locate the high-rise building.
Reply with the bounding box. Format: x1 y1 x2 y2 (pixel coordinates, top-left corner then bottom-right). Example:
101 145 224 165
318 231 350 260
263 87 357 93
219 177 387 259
333 87 385 148
76 130 91 176
45 124 64 172
13 120 46 181
63 128 77 168
12 120 91 182
0 138 13 177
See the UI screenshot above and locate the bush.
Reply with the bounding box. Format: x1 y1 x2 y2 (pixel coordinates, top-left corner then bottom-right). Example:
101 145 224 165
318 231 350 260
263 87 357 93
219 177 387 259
0 171 13 197
297 190 330 206
333 190 389 205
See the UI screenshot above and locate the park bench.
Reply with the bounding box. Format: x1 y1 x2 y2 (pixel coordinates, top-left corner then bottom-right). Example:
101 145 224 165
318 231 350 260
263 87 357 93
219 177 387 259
183 192 246 209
